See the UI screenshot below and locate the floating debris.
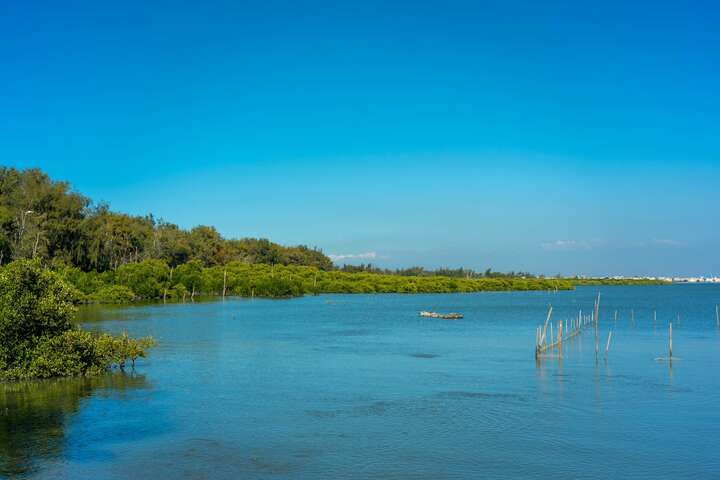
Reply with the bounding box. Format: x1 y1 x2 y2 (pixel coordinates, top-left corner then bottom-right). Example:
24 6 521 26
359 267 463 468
410 353 440 358
419 311 463 319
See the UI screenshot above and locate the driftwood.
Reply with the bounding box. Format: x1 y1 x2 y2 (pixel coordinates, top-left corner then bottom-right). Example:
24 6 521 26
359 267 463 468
419 311 463 320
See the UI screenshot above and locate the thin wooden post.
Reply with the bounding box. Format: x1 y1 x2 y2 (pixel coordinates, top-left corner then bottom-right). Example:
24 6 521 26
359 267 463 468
605 330 613 355
558 320 563 344
549 323 554 346
716 305 719 328
669 323 673 359
541 306 553 345
222 269 227 298
614 310 618 323
594 332 599 360
594 293 601 325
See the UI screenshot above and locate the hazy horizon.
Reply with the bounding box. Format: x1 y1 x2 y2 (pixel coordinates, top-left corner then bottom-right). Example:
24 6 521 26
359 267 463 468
3 1 718 277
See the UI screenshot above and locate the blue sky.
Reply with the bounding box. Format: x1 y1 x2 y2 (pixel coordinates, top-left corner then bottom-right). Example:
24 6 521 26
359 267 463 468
2 1 719 276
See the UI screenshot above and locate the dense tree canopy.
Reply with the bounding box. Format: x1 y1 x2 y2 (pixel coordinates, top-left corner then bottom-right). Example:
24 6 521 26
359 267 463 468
0 167 333 271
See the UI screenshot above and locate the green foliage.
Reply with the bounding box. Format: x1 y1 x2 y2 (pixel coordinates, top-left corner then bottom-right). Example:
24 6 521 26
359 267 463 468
116 259 169 298
57 259 575 303
174 259 204 296
254 276 305 298
339 263 536 279
0 166 333 271
24 330 110 379
0 260 78 371
105 332 157 368
0 166 574 301
0 260 154 381
90 285 136 304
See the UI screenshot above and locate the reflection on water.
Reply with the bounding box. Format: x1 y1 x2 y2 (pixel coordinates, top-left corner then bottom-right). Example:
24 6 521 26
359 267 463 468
2 286 720 479
0 373 150 477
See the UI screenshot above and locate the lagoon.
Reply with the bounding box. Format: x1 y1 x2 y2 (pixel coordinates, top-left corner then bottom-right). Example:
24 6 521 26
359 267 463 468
2 286 720 479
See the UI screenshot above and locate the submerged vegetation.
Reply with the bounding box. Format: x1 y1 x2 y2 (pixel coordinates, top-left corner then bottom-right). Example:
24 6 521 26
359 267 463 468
0 260 154 381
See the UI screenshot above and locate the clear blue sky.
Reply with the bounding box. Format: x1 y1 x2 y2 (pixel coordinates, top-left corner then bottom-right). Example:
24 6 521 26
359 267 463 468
2 1 719 276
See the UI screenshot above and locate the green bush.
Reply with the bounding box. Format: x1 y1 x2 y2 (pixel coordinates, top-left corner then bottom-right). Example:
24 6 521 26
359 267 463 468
90 285 136 304
116 260 169 298
254 276 304 298
25 330 109 379
0 260 155 381
0 260 78 371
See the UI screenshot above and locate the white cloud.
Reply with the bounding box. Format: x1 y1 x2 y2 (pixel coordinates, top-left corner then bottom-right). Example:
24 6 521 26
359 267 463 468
541 240 592 251
651 238 685 248
328 251 378 262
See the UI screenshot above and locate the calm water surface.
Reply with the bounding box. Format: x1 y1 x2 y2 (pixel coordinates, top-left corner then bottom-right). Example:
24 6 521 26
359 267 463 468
2 286 720 479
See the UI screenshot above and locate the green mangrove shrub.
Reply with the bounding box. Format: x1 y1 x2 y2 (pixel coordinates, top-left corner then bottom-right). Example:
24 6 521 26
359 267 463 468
0 260 155 381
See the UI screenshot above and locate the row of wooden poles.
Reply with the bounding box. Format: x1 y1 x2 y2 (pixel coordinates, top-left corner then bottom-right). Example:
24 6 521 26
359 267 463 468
535 297 720 361
535 293 604 358
612 305 720 328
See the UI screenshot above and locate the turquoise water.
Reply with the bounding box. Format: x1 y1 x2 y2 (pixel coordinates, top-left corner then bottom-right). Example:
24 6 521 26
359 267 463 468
2 286 720 479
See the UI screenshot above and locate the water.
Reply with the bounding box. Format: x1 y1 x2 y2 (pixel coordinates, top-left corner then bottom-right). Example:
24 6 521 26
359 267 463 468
2 286 720 479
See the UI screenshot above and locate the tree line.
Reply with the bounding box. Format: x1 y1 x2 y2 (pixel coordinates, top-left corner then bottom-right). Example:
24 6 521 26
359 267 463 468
52 259 575 303
1 166 661 296
339 264 536 279
0 167 333 271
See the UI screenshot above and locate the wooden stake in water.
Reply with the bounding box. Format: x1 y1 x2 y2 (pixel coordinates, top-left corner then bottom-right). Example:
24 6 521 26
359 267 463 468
222 269 227 298
595 331 599 360
716 305 719 328
614 310 618 323
605 330 613 356
541 306 553 345
669 323 673 359
558 320 563 343
594 293 601 325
